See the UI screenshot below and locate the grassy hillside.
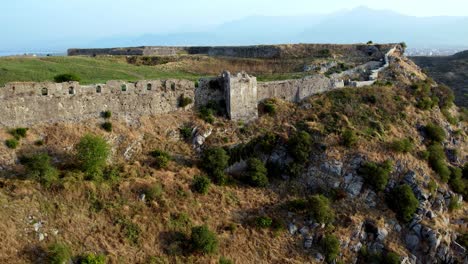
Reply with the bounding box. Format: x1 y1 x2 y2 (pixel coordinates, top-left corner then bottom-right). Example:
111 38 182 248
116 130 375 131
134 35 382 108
0 53 466 263
411 51 468 108
0 56 201 86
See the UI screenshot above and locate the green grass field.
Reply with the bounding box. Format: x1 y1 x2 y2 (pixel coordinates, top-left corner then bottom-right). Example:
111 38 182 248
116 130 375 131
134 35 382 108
0 56 202 86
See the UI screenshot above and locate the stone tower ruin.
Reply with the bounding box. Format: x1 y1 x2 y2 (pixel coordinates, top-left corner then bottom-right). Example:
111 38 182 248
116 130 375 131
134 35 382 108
223 71 258 121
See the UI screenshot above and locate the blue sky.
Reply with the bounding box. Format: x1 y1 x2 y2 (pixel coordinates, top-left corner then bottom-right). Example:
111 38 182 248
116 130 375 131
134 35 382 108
2 0 467 51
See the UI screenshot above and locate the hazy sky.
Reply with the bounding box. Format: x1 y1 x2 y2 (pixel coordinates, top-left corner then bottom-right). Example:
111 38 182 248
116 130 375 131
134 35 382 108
2 0 467 50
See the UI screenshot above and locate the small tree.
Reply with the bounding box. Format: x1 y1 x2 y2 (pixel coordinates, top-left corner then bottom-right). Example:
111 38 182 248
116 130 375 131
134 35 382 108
427 144 450 182
191 175 211 194
308 195 335 224
75 134 110 179
201 147 229 185
245 158 268 187
388 184 418 222
101 122 113 132
254 216 273 228
150 149 172 169
359 160 393 192
190 225 218 255
54 73 81 83
20 153 59 186
321 234 340 263
5 139 19 149
288 131 313 163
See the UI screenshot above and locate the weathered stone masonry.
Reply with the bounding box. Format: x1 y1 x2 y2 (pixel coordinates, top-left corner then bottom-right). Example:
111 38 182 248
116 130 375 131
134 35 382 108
0 46 398 126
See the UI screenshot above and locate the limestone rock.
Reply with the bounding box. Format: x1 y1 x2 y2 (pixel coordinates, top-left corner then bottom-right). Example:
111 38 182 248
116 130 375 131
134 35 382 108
406 234 420 250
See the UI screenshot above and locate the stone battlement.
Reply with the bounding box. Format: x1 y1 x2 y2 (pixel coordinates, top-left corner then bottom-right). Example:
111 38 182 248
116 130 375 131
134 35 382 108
0 45 399 127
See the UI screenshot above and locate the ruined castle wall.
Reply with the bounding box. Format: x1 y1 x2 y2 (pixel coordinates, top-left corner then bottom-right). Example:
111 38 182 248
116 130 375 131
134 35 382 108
225 72 258 121
257 75 341 103
0 79 195 127
194 76 225 108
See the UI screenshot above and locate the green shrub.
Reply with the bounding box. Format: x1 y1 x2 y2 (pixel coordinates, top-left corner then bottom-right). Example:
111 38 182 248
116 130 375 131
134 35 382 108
448 194 462 212
308 195 335 224
433 85 455 109
5 139 18 149
150 150 171 169
388 184 419 222
9 127 28 139
219 256 233 264
442 109 458 125
201 147 229 185
261 99 276 115
424 123 446 143
448 167 466 195
35 140 45 146
190 225 218 255
78 253 106 264
390 138 413 153
47 242 72 264
116 218 141 245
20 153 59 187
76 134 110 179
199 107 215 123
191 175 211 194
178 95 193 108
416 97 437 110
359 160 393 192
245 158 268 187
54 73 81 83
101 111 112 119
341 129 358 147
321 234 340 263
383 252 401 264
179 125 192 140
101 122 112 132
255 216 273 228
285 198 308 212
144 183 164 202
427 144 450 182
288 131 313 163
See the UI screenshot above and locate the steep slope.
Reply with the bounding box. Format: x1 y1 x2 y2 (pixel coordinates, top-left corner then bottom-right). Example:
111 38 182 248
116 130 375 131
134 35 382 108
411 50 468 108
0 52 466 264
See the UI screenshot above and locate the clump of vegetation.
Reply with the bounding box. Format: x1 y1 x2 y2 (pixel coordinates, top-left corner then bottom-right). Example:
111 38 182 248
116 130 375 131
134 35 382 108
424 123 446 143
359 248 400 264
179 124 193 140
449 167 467 197
321 234 340 263
288 130 313 163
448 194 462 212
143 183 164 202
101 110 112 119
390 138 413 153
101 122 112 132
261 99 276 115
116 218 141 245
150 149 172 169
442 109 458 125
387 184 419 222
9 127 28 139
5 138 19 149
201 147 229 185
199 106 215 123
219 256 234 264
308 195 335 225
325 63 350 76
54 73 81 83
190 225 218 255
178 95 193 108
358 160 393 192
77 253 106 264
20 153 59 187
191 175 211 194
76 134 110 180
254 216 273 228
244 158 268 187
427 144 450 182
341 129 358 147
47 242 72 264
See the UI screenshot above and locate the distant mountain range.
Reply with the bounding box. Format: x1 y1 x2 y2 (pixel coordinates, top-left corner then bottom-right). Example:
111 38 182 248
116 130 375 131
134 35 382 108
84 7 468 50
3 6 468 53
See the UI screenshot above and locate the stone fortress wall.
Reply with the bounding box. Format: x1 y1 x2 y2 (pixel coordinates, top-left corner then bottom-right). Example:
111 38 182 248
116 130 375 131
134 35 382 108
0 45 399 127
68 43 396 60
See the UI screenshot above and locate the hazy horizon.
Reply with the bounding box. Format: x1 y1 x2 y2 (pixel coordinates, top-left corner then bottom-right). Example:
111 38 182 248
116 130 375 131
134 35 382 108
2 1 468 53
